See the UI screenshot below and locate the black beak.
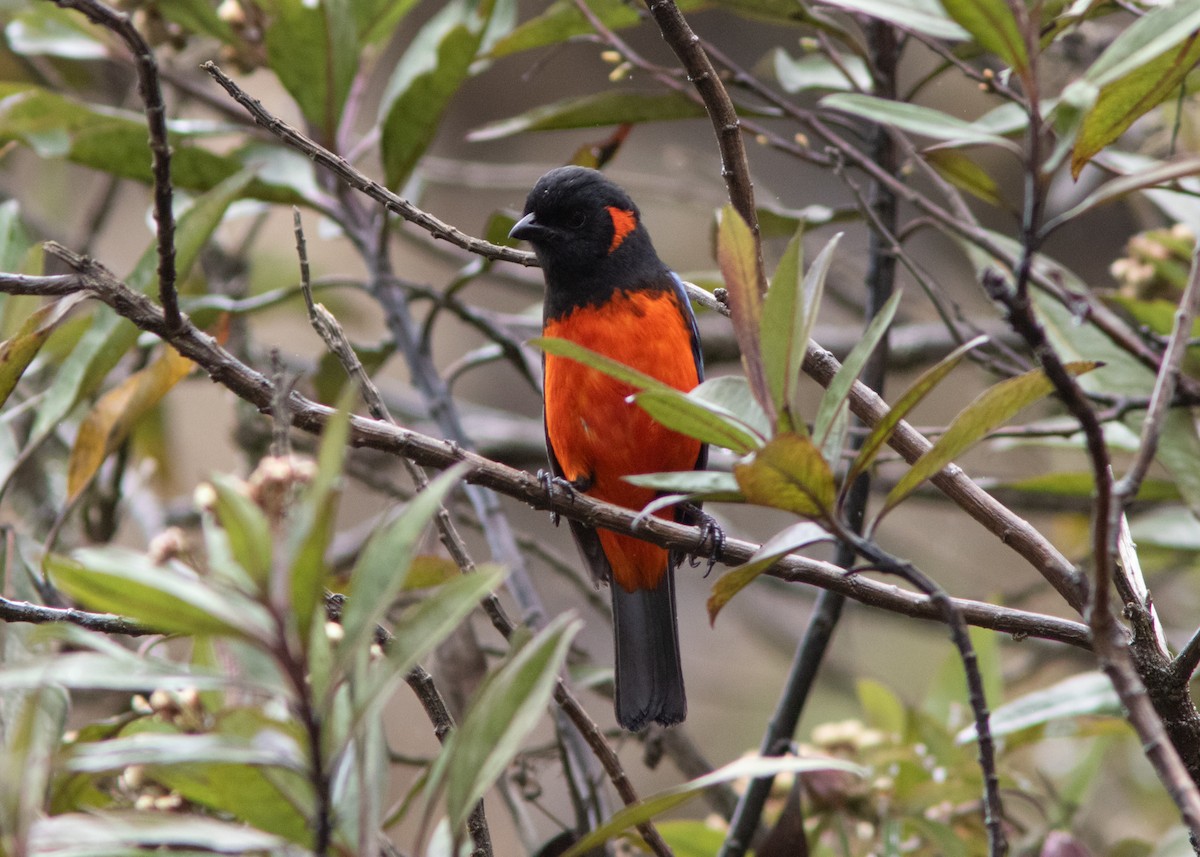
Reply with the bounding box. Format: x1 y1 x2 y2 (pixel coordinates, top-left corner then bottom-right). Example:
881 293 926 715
509 212 545 243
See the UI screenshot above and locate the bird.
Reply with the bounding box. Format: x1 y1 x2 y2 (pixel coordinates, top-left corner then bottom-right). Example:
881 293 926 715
510 166 707 731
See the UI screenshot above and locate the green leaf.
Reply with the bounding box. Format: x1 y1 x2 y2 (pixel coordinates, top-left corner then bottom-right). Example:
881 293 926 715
5 5 108 59
379 0 491 188
385 566 507 681
1069 3 1200 175
0 294 85 409
47 548 274 642
717 204 770 420
761 226 819 434
353 0 420 44
1083 2 1200 90
1047 157 1200 231
881 361 1100 516
468 91 710 141
262 0 358 141
153 759 314 847
25 171 251 448
845 335 984 488
814 289 900 447
773 49 870 93
0 85 293 201
65 733 305 773
857 678 906 735
430 613 580 834
924 149 1005 207
488 0 705 57
957 672 1118 742
925 624 1001 726
689 375 772 439
562 755 864 857
821 94 1021 152
29 812 290 853
938 0 1027 72
633 388 763 453
0 650 229 692
999 472 1179 502
1130 505 1200 550
157 0 235 41
654 821 728 857
532 336 672 393
340 464 468 657
734 432 835 518
707 522 830 624
815 0 968 39
623 469 742 499
210 473 273 589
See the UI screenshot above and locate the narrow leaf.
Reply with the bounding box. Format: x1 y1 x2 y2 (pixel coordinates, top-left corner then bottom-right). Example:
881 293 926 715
925 149 1004 206
734 432 835 518
814 290 900 447
707 522 831 624
821 94 1021 152
717 204 771 419
468 91 709 141
379 0 491 188
563 755 864 857
814 0 968 39
624 470 742 498
47 548 274 641
0 294 85 408
65 733 305 773
882 361 1100 515
210 473 273 588
431 613 580 833
845 335 986 488
66 346 193 503
340 464 468 656
633 389 762 453
1049 157 1200 231
262 0 357 140
957 671 1118 741
938 0 1028 72
760 226 805 432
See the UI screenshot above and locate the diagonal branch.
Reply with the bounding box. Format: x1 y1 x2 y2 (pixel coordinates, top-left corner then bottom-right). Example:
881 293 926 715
0 253 1091 651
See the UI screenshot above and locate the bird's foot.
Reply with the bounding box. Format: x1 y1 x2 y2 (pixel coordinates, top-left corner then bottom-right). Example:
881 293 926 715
683 503 725 575
537 469 590 526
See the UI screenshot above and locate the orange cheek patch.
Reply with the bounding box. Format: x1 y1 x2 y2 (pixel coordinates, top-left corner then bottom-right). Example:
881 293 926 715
606 206 637 253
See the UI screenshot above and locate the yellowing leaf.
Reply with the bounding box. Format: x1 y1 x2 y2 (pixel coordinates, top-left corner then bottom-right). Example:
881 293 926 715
925 150 1004 207
734 432 834 518
881 361 1100 517
1071 19 1200 176
0 294 86 407
707 522 830 624
66 346 194 502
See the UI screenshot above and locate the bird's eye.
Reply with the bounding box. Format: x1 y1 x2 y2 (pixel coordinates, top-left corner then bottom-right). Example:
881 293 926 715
566 210 587 230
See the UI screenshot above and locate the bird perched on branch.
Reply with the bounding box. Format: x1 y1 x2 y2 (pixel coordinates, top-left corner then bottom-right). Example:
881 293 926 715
511 166 707 731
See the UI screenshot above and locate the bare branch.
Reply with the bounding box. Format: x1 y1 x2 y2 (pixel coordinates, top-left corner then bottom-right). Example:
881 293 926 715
52 0 179 330
0 251 1091 650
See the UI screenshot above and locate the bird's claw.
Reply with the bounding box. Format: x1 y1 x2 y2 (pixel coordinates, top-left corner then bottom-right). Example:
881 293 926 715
538 469 590 526
683 503 725 576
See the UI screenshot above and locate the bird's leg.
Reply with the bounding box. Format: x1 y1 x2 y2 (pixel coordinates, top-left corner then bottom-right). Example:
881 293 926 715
537 469 591 526
682 503 725 575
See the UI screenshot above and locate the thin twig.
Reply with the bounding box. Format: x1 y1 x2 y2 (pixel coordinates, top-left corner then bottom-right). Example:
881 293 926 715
52 0 179 330
639 0 764 294
201 62 533 268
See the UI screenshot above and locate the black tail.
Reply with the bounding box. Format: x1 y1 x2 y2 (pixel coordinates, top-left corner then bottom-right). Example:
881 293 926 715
611 571 686 731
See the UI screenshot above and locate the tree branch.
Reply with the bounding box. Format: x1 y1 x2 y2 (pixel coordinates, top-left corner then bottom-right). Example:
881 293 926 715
52 0 179 330
0 253 1090 651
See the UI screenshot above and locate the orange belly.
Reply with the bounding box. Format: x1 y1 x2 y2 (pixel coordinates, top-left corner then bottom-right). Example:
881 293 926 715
544 289 702 591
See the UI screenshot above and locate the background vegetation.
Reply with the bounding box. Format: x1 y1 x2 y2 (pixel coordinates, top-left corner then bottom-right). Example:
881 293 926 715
1 0 1200 855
